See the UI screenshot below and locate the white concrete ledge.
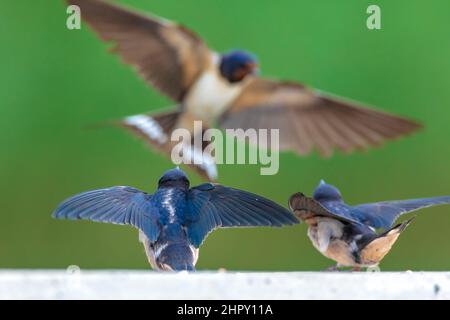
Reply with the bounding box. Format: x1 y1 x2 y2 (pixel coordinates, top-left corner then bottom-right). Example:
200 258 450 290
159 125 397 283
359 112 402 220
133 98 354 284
1 270 449 299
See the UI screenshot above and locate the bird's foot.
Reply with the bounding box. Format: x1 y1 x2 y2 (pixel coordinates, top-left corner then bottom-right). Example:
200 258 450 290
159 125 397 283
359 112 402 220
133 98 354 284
324 264 340 272
351 267 362 272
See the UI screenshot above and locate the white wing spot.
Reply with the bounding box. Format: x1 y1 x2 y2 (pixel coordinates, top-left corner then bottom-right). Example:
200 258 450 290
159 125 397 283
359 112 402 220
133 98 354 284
125 114 168 144
154 243 169 259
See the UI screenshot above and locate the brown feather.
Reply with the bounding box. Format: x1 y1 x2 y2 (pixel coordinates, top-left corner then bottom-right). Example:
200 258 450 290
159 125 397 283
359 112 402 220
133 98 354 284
68 0 212 101
220 78 422 156
290 114 314 154
288 192 357 224
118 110 217 181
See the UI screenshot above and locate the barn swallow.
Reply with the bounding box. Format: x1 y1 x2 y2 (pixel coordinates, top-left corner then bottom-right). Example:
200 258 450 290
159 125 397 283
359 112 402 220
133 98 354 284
289 180 450 270
53 167 298 271
68 0 421 180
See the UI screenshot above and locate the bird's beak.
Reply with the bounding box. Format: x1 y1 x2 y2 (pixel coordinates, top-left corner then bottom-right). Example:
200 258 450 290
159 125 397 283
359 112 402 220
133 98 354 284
246 62 260 76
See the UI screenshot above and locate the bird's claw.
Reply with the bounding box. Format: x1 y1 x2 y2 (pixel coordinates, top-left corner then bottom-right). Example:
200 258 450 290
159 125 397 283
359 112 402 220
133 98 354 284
324 265 340 272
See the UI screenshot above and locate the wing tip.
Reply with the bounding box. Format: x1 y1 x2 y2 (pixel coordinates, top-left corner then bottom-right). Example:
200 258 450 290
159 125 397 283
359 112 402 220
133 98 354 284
51 210 60 219
52 206 70 220
402 215 416 229
285 215 300 225
52 204 79 220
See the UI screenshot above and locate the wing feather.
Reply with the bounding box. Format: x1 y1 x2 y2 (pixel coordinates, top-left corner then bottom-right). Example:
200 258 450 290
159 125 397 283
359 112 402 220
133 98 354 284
220 78 421 156
69 0 213 101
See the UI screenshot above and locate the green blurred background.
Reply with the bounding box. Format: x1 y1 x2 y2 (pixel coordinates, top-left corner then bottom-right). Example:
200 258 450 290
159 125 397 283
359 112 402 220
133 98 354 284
1 0 449 271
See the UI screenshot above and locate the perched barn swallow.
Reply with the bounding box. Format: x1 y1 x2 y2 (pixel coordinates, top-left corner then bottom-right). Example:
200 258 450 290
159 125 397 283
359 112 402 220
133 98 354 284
69 0 421 180
289 181 450 270
53 168 298 271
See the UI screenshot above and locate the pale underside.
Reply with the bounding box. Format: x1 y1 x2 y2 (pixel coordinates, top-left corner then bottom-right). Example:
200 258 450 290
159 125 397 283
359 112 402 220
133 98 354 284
182 54 249 127
306 217 401 268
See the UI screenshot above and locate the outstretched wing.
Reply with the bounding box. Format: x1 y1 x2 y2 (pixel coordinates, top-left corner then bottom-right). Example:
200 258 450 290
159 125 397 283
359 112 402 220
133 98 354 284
288 192 359 224
53 186 160 242
220 78 421 157
69 0 213 101
353 196 450 229
186 183 298 247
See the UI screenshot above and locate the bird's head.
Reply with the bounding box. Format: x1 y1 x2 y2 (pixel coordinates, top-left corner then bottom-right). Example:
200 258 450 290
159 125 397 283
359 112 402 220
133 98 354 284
158 167 190 189
220 50 259 83
313 180 343 202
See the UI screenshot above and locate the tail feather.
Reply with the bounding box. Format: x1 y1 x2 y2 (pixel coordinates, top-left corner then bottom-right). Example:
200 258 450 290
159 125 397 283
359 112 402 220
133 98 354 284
120 109 217 181
379 216 416 237
359 217 415 266
158 243 197 272
122 110 181 146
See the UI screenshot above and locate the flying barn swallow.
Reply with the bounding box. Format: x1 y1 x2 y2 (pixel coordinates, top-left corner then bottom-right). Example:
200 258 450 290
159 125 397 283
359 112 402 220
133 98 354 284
53 168 298 271
68 0 421 181
289 181 450 270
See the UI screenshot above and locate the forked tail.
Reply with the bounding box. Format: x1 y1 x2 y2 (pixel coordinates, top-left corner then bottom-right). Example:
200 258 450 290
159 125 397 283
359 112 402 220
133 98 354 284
120 109 217 181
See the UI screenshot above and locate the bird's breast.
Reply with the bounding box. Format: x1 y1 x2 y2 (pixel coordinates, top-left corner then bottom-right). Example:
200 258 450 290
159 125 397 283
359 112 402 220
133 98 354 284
324 239 358 267
184 67 245 124
307 217 344 253
308 218 369 267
